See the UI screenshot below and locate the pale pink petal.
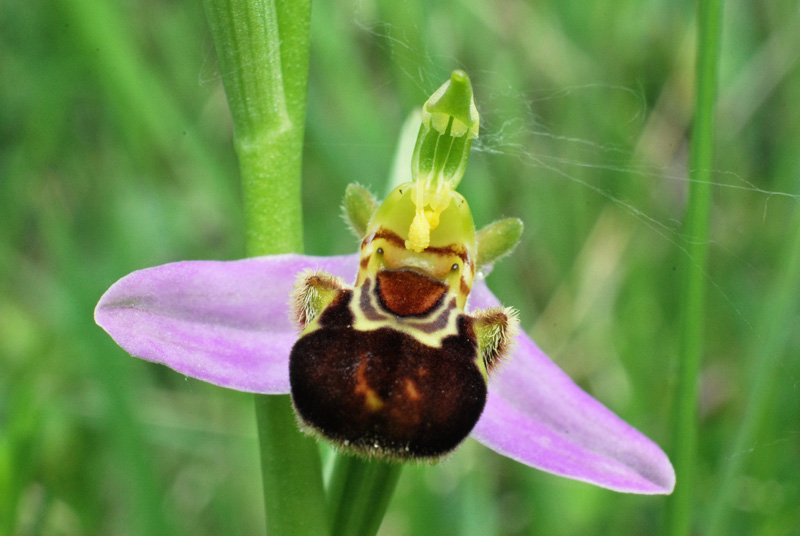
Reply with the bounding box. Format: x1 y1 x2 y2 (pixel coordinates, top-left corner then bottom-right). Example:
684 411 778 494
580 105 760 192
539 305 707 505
95 254 359 393
96 252 673 494
469 281 675 494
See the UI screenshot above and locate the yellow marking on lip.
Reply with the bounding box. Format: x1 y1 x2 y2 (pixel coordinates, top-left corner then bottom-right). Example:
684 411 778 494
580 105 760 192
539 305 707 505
355 360 384 412
349 281 461 348
358 227 475 310
404 379 421 401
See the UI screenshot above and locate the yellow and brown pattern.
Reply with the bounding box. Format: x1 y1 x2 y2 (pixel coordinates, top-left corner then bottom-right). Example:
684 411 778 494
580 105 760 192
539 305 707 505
288 182 516 460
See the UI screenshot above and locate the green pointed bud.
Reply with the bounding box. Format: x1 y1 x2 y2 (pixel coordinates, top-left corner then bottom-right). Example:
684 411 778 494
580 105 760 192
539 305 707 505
402 71 480 252
476 218 524 271
425 70 479 140
342 183 379 238
411 70 479 192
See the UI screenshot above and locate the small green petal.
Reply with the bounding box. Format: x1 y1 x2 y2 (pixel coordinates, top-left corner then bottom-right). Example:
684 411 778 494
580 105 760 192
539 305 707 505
476 217 524 271
343 183 379 238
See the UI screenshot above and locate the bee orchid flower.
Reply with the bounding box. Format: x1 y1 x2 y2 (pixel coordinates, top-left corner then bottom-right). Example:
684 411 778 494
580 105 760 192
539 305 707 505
94 71 675 495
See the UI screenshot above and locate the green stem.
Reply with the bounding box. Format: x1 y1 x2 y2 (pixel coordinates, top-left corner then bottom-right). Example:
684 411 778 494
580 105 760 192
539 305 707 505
254 396 328 536
202 1 328 535
665 0 723 534
203 0 308 254
327 456 403 536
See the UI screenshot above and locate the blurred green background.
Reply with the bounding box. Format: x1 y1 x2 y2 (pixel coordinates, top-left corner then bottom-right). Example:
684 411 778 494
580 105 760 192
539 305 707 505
2 0 799 534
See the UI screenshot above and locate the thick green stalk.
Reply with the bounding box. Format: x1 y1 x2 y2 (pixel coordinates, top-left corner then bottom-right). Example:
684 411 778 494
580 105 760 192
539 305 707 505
201 1 328 535
664 0 723 535
254 396 328 536
203 0 307 254
327 456 403 536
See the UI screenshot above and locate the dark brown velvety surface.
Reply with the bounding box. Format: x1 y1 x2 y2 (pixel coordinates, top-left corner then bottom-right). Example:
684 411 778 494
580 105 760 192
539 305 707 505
289 291 486 459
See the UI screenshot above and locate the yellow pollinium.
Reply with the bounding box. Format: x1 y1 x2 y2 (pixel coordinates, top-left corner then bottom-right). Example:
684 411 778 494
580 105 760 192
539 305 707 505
405 180 452 253
361 181 477 311
403 70 479 254
366 182 476 263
